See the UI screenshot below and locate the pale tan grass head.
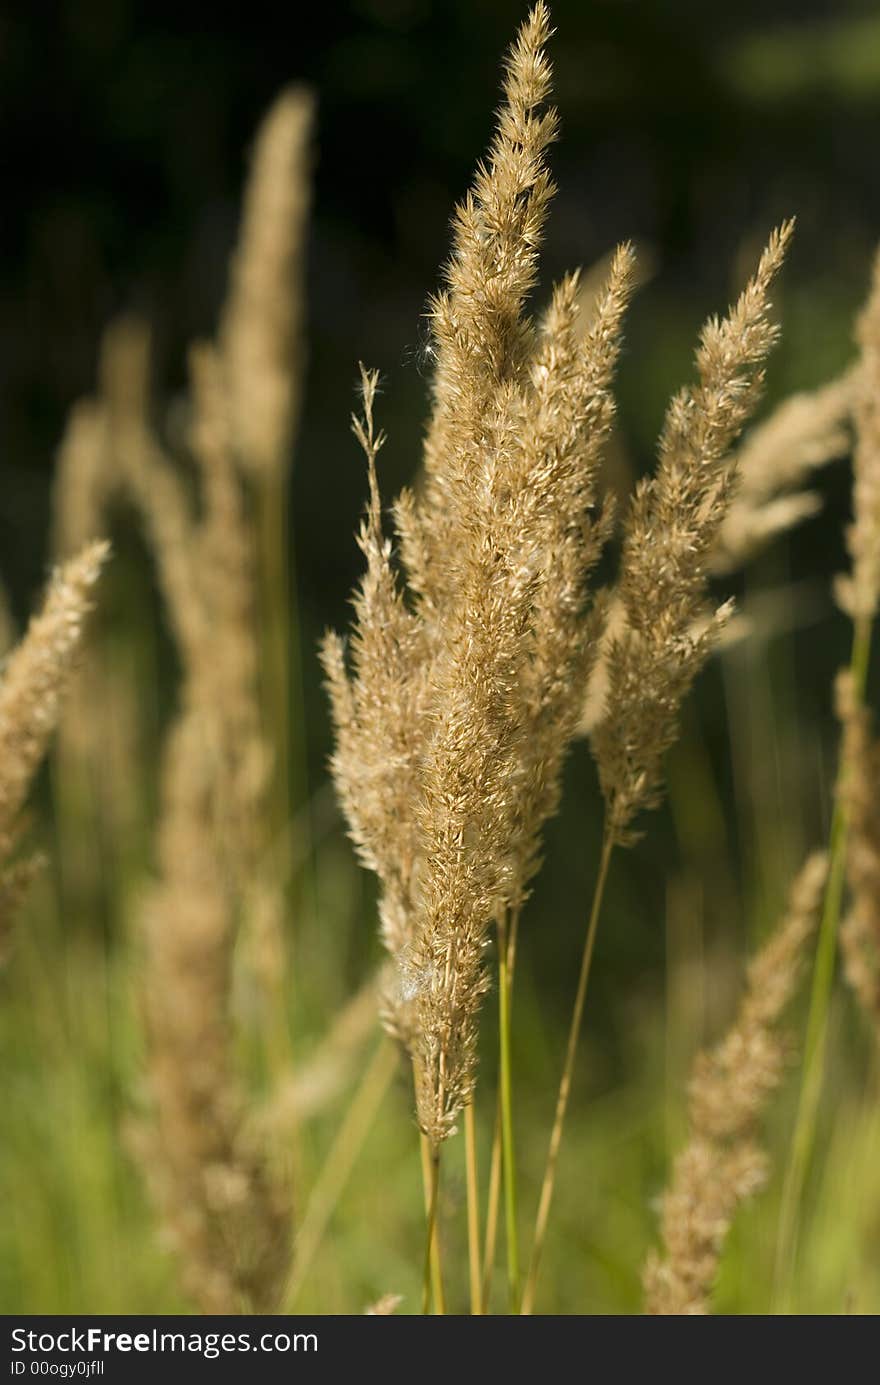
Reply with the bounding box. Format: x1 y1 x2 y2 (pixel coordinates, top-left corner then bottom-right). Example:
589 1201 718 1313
836 670 880 1029
644 851 827 1314
591 221 794 843
135 708 289 1315
221 86 314 480
133 339 288 1313
400 0 560 621
326 5 635 1143
187 342 269 881
0 541 108 949
837 248 880 623
0 540 109 860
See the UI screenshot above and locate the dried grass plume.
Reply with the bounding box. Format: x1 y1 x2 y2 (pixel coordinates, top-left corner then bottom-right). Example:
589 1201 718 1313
325 4 635 1143
644 851 827 1314
591 221 794 843
221 86 314 479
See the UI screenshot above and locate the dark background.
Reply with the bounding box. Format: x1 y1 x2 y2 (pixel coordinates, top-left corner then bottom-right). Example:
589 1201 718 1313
2 0 877 588
1 0 878 1012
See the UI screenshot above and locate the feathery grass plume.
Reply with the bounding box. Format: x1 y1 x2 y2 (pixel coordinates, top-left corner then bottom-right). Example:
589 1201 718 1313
187 342 290 1035
220 86 313 480
591 221 794 844
582 370 843 735
837 250 880 624
579 577 824 739
509 252 632 894
51 400 110 805
711 369 854 575
0 541 109 857
397 1 559 621
187 342 268 878
82 144 298 1306
218 86 313 971
412 254 633 1145
125 317 296 1309
136 707 290 1314
644 851 827 1315
836 671 880 1028
0 542 108 947
325 7 635 1142
132 342 293 1311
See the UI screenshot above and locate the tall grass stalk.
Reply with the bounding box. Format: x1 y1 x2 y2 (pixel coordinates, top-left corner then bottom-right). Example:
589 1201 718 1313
774 615 873 1310
479 907 521 1312
419 1135 445 1314
481 1099 503 1312
497 909 520 1312
464 1103 482 1314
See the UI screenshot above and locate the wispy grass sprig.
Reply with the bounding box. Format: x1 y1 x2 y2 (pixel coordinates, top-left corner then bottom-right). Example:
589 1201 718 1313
0 540 108 954
591 220 794 845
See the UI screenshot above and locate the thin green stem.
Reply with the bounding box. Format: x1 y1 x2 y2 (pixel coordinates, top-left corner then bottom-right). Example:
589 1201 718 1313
497 908 520 1312
480 1095 502 1312
420 1137 444 1314
521 828 615 1315
773 615 872 1311
464 1102 482 1314
481 910 520 1311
